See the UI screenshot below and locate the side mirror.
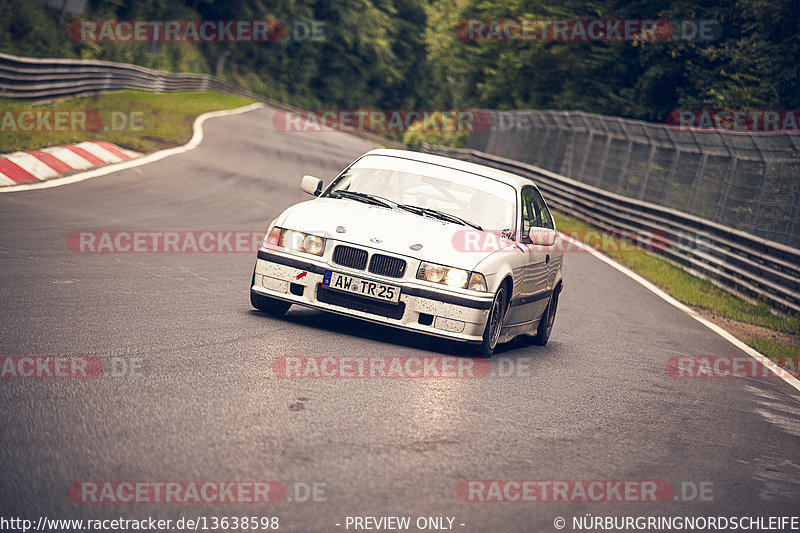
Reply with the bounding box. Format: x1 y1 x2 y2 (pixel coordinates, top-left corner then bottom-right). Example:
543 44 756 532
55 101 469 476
528 227 558 246
301 175 323 196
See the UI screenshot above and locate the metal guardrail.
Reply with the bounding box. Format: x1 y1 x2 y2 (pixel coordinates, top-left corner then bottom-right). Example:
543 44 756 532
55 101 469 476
466 110 800 249
417 144 800 315
0 52 401 147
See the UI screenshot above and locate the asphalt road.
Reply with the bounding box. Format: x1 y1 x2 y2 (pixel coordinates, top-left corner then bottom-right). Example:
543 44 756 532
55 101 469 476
1 105 798 533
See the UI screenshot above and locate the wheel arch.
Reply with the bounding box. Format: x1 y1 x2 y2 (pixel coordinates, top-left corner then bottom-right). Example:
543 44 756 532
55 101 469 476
500 275 514 310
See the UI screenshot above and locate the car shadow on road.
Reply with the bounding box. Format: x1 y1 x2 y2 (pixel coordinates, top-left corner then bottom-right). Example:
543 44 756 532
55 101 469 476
249 306 551 360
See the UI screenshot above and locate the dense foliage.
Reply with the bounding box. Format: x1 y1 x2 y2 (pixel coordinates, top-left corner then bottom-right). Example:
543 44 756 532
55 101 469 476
2 0 797 119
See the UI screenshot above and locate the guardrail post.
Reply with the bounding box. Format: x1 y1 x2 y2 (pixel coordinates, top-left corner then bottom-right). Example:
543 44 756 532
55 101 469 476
560 113 576 177
661 139 681 204
577 113 594 180
594 119 613 184
534 112 552 167
616 119 634 193
547 112 566 171
786 134 800 246
713 134 737 224
748 134 771 233
788 180 800 247
688 129 708 212
638 143 657 201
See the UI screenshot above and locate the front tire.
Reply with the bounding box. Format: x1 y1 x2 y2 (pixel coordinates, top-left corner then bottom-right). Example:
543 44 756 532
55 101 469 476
531 285 560 346
476 285 508 357
250 268 291 317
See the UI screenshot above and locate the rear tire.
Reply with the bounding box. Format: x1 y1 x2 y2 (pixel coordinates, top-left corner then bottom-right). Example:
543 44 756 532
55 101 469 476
250 268 291 317
475 285 508 357
531 285 560 346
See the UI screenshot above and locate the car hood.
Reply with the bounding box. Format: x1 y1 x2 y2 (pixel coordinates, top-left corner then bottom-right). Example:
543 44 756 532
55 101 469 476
276 198 513 270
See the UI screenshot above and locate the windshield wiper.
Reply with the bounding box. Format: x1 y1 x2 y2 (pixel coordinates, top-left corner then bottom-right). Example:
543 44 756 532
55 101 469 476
331 193 483 231
397 204 483 231
332 190 396 209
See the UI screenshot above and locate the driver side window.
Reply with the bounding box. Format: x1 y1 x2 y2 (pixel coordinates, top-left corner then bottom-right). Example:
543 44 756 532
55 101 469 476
520 186 553 240
532 188 554 229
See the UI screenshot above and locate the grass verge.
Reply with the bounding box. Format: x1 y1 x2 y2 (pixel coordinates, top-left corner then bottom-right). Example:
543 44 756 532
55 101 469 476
0 90 254 154
553 212 800 373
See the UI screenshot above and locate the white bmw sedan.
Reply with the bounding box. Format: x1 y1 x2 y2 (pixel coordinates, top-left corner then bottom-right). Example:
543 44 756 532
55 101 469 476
250 149 563 355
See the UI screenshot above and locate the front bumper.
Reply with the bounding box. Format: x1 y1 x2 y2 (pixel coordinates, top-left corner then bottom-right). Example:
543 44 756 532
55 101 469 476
252 248 493 343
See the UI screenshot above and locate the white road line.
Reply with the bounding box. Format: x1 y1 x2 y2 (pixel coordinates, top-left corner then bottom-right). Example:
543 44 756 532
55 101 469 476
3 151 60 179
0 102 265 194
559 232 800 393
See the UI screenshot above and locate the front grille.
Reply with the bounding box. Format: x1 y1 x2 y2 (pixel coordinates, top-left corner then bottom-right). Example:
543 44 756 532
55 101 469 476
332 245 368 270
369 254 407 278
316 285 405 320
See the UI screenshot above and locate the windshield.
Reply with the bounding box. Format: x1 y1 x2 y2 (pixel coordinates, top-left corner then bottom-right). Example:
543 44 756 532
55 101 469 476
324 155 517 231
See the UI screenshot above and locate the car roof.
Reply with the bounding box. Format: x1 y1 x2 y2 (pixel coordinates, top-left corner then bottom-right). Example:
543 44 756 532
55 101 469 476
359 149 535 190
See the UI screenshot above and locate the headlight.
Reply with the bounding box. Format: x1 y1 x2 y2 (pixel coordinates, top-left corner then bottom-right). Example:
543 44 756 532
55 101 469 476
417 262 487 291
263 227 326 256
445 268 469 287
302 233 325 255
418 262 449 284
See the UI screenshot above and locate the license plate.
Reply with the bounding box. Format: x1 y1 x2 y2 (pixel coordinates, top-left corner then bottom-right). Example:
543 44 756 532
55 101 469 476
322 271 400 303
